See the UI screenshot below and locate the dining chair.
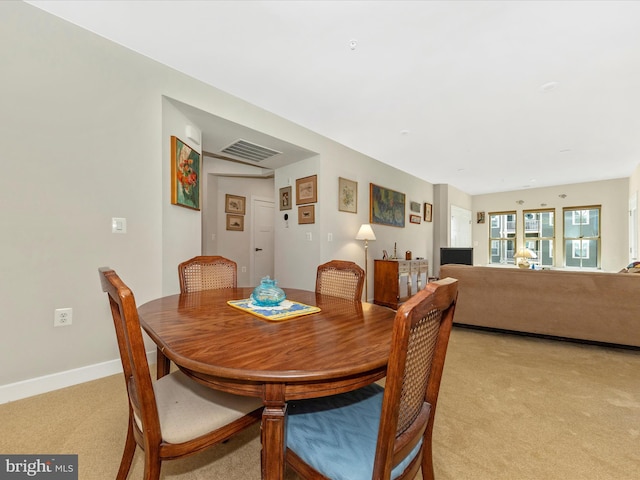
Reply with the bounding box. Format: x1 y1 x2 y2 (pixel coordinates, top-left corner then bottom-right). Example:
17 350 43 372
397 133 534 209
99 267 262 480
286 277 458 480
160 255 238 378
178 255 237 293
315 260 365 301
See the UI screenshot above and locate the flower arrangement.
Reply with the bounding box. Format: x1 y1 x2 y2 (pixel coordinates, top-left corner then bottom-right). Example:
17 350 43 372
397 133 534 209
171 136 200 210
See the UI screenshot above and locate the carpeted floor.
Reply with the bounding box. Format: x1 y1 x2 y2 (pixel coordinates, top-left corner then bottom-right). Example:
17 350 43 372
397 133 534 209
2 327 639 479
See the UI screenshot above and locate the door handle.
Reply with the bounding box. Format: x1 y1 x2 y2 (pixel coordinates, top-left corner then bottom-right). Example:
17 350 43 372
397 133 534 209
255 248 263 252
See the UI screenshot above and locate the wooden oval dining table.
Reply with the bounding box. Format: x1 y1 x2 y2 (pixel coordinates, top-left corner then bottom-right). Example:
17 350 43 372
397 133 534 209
137 287 396 480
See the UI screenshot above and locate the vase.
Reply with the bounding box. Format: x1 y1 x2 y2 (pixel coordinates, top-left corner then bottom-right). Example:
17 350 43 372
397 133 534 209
250 276 286 306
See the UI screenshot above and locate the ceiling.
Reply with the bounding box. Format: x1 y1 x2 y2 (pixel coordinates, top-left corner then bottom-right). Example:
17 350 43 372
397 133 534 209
27 0 640 195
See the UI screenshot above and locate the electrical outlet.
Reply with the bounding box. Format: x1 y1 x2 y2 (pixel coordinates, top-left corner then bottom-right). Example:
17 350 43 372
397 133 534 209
54 308 73 327
241 266 247 273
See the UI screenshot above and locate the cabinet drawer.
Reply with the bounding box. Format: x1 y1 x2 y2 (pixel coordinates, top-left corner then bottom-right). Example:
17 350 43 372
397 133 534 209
397 261 410 274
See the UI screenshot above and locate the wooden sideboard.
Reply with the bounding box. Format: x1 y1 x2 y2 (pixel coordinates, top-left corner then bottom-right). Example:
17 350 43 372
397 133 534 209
373 259 429 309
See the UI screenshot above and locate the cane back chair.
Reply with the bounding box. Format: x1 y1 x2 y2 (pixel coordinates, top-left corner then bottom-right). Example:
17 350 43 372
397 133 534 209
99 267 262 480
286 277 458 480
315 260 365 301
178 255 237 293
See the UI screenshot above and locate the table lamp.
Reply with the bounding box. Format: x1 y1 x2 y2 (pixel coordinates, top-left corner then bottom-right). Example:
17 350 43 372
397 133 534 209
355 224 376 300
514 248 537 268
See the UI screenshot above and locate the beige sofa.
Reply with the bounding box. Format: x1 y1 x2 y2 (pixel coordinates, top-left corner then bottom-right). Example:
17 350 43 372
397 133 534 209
439 264 640 348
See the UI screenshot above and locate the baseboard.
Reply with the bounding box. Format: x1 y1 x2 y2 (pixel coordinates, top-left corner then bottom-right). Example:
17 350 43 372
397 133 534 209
0 351 155 404
453 323 640 351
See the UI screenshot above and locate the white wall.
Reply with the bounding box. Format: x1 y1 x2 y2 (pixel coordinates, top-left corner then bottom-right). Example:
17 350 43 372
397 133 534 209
274 150 436 300
201 158 270 257
472 178 630 271
1 2 165 387
629 163 640 262
0 3 437 394
215 176 274 287
274 157 322 291
161 98 203 295
1 2 636 400
433 184 473 275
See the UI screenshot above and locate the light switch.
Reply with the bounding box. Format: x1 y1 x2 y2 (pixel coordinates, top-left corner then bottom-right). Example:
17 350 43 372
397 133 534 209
112 217 127 234
306 232 312 241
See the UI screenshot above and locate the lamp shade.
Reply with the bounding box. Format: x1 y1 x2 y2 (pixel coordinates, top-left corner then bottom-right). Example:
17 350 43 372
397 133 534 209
355 224 376 241
514 248 537 259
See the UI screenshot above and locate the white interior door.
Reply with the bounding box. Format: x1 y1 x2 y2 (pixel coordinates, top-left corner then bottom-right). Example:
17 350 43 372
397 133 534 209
450 205 472 247
630 192 638 261
252 198 275 285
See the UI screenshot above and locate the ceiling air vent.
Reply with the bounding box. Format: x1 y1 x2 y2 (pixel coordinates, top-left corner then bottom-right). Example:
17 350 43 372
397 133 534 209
220 139 282 163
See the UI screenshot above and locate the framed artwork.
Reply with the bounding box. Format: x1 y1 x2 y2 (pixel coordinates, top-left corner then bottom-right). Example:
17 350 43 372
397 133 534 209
410 201 421 213
170 136 200 210
298 205 315 224
279 186 292 210
338 177 357 213
370 183 405 228
225 194 246 214
226 214 244 231
424 203 433 222
410 214 421 224
296 175 317 205
477 211 486 224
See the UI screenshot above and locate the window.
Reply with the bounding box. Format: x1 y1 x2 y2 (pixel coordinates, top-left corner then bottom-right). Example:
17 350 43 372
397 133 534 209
563 206 600 268
523 209 555 267
489 211 516 265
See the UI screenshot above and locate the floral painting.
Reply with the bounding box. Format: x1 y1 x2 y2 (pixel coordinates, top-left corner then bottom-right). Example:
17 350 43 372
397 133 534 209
338 177 357 213
171 136 200 210
370 183 405 228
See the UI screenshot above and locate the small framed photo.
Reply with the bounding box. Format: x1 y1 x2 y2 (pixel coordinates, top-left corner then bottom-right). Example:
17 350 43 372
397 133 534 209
226 214 244 231
296 175 317 205
410 214 421 224
225 194 246 214
477 211 486 224
338 177 357 213
280 186 292 211
410 201 421 213
424 203 433 222
298 205 315 224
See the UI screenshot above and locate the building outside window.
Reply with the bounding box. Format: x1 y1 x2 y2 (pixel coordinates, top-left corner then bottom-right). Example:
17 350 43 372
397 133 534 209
489 211 516 265
523 209 555 267
563 206 600 268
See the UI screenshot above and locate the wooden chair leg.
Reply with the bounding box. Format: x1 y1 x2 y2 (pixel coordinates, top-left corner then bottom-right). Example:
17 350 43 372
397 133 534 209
143 451 162 480
422 436 435 480
116 418 136 480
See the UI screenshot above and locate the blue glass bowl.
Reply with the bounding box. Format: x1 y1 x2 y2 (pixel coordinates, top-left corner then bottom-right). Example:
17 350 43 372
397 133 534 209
250 276 286 306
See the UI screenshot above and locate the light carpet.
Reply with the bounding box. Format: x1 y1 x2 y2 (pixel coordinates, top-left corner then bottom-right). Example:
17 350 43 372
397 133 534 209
1 327 639 479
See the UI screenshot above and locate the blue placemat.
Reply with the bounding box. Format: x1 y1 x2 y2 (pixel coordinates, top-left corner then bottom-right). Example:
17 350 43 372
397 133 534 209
227 299 321 321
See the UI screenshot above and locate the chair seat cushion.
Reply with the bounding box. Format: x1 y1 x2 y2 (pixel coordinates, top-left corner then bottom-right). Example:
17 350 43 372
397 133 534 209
135 371 262 444
286 384 422 480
